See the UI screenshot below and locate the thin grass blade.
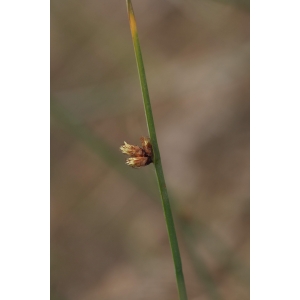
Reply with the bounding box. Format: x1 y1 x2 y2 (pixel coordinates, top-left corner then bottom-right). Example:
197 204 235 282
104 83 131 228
126 1 188 299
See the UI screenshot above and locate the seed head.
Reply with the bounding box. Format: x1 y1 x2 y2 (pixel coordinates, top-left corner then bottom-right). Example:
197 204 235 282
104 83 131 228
126 157 151 168
140 137 152 157
120 141 144 157
120 137 153 168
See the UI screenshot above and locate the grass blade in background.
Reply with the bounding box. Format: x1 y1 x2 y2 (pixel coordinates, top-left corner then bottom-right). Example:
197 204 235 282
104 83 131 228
126 1 188 299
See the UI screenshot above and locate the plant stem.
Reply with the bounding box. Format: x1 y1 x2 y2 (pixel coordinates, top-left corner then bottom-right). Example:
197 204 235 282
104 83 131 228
126 1 188 299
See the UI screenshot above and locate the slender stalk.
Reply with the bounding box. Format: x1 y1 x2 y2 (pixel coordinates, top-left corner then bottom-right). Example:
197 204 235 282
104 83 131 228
126 1 188 299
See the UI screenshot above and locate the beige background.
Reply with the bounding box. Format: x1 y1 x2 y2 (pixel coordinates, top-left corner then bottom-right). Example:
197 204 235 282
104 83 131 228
51 0 249 299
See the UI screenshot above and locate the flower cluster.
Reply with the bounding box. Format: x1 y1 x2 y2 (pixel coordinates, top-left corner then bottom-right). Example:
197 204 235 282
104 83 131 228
120 137 153 168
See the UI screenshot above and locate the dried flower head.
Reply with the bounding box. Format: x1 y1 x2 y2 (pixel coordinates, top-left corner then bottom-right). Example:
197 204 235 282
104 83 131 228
140 137 152 157
120 137 153 168
126 156 151 168
120 141 144 157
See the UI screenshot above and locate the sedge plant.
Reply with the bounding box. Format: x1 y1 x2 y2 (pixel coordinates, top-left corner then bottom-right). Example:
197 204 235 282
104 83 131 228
121 1 189 299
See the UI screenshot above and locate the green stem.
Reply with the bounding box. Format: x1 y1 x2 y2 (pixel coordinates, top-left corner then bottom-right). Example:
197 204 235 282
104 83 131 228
126 1 188 299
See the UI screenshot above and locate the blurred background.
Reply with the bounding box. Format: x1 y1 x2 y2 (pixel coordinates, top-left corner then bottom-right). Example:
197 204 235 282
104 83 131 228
50 0 249 299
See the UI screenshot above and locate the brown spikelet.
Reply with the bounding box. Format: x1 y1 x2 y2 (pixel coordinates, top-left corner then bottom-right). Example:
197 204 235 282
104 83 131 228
120 137 153 168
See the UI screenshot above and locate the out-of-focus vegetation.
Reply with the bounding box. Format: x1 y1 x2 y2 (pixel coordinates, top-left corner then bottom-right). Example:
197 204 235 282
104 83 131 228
51 0 249 299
